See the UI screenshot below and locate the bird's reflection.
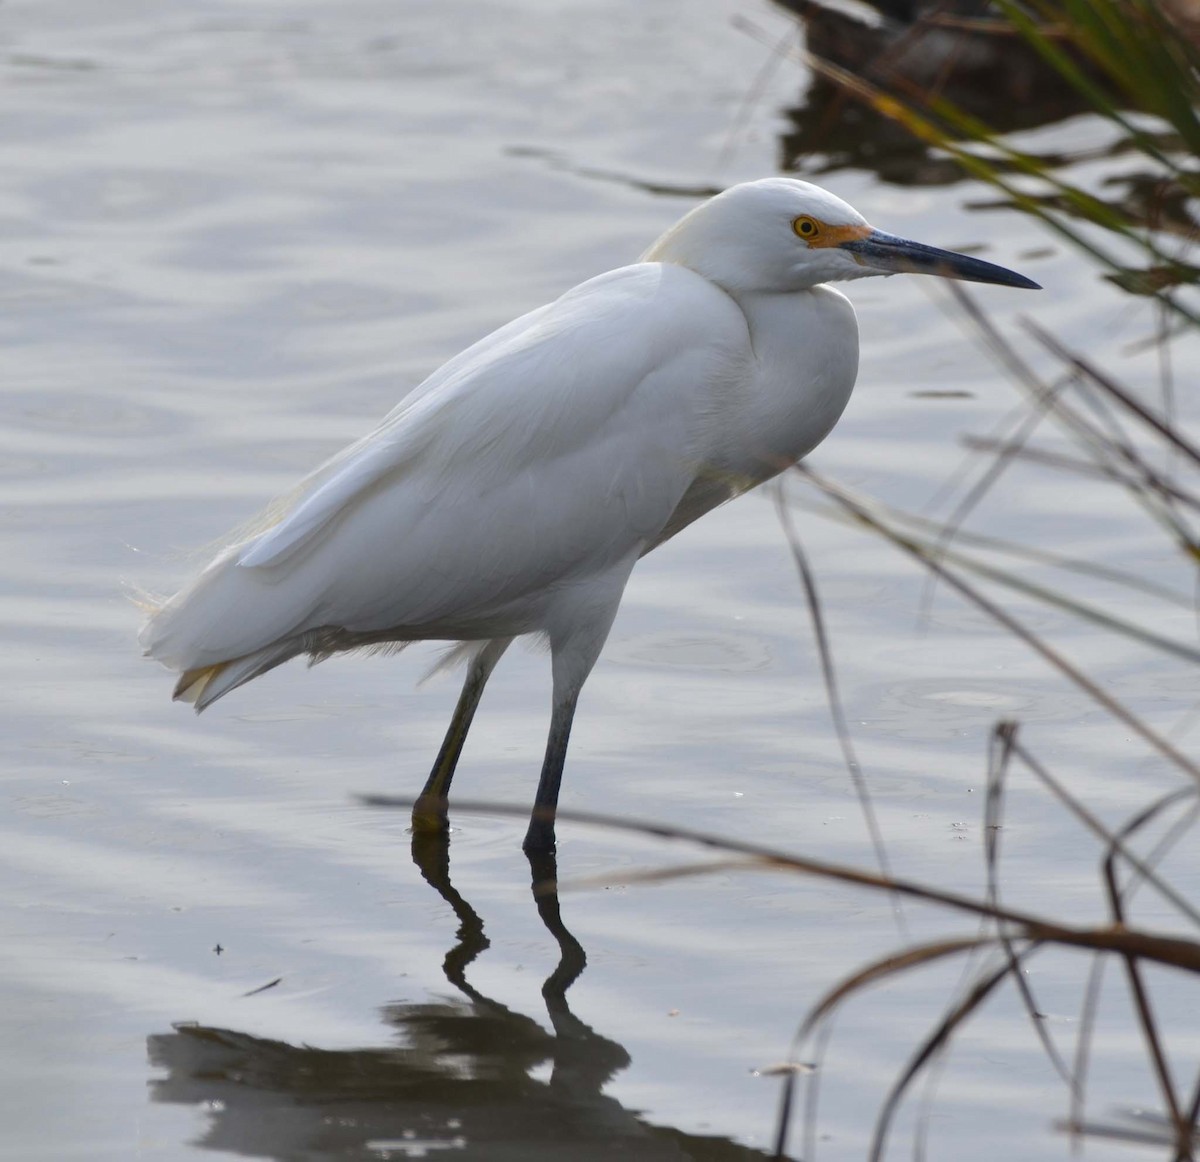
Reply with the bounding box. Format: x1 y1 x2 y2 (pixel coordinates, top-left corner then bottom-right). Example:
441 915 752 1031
147 832 773 1160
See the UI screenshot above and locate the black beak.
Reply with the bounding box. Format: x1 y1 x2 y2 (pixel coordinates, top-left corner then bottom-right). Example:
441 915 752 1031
839 230 1041 290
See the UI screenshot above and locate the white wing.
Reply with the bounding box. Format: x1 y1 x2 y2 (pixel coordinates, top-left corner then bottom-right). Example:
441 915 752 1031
142 262 750 673
238 299 559 570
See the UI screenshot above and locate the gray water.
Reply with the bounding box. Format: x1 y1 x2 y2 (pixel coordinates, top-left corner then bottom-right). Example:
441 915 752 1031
2 2 1197 1159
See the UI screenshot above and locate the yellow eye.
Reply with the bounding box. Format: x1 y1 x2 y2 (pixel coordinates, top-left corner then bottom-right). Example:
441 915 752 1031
793 216 820 240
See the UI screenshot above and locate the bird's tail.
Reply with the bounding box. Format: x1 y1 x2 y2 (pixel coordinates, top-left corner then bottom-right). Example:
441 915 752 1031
171 640 303 712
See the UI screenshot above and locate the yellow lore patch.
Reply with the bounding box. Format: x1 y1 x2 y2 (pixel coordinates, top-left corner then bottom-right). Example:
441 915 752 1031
791 217 872 248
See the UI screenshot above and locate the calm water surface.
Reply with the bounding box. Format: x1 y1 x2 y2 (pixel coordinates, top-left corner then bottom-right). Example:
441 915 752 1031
1 2 1196 1159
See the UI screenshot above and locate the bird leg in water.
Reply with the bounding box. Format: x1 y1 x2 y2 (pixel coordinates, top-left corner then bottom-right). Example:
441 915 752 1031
523 689 579 853
412 638 511 833
523 567 633 851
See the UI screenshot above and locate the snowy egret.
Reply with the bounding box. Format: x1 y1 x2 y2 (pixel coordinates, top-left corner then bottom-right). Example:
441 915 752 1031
141 178 1038 851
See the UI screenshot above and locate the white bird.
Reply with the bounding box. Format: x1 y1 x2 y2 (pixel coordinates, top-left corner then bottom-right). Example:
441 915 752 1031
140 178 1038 851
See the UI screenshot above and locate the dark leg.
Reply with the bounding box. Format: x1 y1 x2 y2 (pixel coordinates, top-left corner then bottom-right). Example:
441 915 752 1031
412 637 511 834
522 690 579 853
521 559 638 853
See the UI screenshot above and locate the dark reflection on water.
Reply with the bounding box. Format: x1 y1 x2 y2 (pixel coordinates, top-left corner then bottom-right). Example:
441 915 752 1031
779 40 1200 284
782 76 964 187
147 834 773 1161
777 2 1096 186
780 69 1100 188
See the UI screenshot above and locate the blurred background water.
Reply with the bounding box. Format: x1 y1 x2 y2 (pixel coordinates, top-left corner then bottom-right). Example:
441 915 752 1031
1 1 1196 1159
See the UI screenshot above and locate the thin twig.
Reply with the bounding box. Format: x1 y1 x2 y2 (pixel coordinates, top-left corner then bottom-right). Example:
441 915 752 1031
987 723 1077 1089
363 797 1200 972
792 464 1200 785
775 484 907 938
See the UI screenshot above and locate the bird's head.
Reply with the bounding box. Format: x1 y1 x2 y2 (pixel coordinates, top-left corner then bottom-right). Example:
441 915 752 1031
643 178 1040 295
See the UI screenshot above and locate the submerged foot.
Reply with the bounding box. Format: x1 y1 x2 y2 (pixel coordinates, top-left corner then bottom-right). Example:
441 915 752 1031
410 794 451 835
522 813 558 855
